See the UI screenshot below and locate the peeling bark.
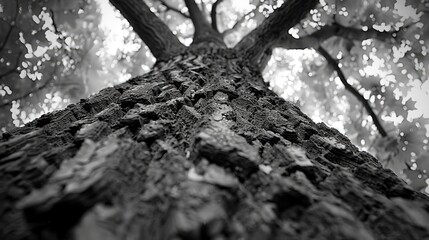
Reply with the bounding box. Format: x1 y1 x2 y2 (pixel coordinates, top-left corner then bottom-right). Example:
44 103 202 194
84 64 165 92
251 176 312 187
1 48 429 240
109 0 186 60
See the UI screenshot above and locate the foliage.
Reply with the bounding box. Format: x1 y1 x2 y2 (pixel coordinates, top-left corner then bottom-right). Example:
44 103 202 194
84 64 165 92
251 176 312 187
0 0 428 193
0 0 152 129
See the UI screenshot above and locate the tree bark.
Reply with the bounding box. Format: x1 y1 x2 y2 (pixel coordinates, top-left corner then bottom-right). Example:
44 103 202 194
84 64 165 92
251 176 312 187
210 0 224 33
1 48 429 240
109 0 186 60
234 0 319 65
184 0 225 47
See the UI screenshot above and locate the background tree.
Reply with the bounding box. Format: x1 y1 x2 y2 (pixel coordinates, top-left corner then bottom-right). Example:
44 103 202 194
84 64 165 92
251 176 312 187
1 0 429 239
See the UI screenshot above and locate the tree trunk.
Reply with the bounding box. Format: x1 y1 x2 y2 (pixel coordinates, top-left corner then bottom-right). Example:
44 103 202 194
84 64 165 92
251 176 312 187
1 48 429 240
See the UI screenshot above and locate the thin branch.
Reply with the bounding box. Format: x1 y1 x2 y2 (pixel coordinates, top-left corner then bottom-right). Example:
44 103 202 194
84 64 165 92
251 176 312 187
0 36 94 109
210 0 223 32
0 64 58 108
317 46 388 137
158 0 190 18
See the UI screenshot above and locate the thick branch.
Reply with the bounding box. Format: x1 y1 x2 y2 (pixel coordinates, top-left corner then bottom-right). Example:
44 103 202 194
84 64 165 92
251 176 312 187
158 0 190 18
317 46 388 137
235 0 318 65
184 0 224 46
273 22 402 52
184 0 210 33
312 23 398 43
211 0 224 32
273 34 319 50
109 0 186 60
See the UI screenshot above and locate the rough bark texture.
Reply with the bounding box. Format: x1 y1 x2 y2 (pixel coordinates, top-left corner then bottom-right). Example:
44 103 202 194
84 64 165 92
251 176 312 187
109 0 186 60
1 49 429 240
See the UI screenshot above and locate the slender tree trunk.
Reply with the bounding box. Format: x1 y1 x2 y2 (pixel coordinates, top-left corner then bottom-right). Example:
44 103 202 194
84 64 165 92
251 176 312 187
1 48 429 240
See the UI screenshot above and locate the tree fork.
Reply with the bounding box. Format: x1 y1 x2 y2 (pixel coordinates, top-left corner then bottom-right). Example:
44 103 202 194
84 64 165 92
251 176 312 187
184 0 225 46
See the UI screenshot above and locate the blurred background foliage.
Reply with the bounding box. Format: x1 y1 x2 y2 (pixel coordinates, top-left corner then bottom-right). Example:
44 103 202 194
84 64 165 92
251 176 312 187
0 0 428 193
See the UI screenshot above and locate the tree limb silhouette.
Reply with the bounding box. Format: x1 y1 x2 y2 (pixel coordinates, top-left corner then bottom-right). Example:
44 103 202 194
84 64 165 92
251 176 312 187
0 64 58 108
110 0 186 60
317 46 388 137
211 0 224 32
